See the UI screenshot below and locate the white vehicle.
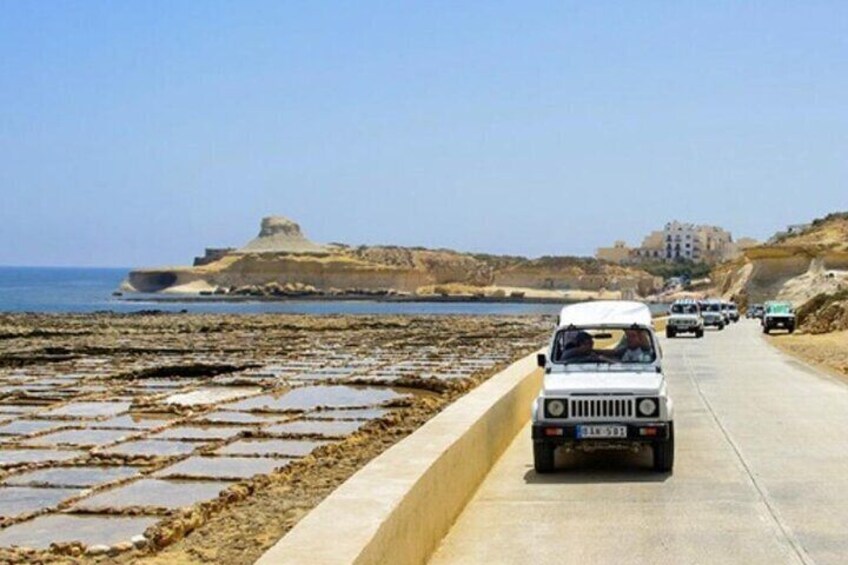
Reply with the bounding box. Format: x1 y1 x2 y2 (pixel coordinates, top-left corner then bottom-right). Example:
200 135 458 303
699 299 725 330
532 301 674 473
727 302 740 323
666 299 704 338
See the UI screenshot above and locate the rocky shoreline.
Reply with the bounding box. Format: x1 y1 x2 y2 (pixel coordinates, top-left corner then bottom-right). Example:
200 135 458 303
121 292 580 305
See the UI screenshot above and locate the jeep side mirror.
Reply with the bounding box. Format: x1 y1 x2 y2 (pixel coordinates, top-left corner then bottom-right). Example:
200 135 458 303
537 353 547 367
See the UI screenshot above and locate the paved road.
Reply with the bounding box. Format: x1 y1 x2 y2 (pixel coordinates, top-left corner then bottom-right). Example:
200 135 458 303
431 320 848 565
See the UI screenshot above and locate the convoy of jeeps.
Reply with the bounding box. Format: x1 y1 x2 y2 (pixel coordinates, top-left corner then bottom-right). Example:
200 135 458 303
532 295 787 474
666 297 741 337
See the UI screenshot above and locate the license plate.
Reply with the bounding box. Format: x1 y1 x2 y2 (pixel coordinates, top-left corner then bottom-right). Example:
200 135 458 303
577 425 627 439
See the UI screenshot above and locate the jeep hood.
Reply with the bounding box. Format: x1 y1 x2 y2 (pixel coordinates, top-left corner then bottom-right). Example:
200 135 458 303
544 371 663 396
670 314 699 321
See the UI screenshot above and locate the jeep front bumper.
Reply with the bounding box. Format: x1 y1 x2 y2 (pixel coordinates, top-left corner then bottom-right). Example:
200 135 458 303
532 422 672 444
669 322 701 331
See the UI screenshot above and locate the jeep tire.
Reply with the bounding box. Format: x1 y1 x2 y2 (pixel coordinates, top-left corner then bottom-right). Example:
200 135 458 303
718 322 725 330
763 325 770 334
666 327 675 339
533 442 555 473
653 425 674 473
695 329 704 338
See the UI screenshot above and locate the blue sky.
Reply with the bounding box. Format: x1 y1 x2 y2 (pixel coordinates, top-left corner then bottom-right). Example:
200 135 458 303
1 1 845 267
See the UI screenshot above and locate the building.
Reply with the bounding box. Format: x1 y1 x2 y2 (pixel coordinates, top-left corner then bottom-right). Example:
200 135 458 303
596 241 631 263
597 221 752 265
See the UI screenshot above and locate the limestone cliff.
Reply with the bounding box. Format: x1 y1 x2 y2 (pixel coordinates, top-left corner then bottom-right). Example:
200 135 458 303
493 257 659 296
123 216 661 298
713 212 848 307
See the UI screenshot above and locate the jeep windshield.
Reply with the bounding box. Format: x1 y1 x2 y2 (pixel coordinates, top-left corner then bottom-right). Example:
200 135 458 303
703 303 721 312
767 303 793 315
671 304 698 315
552 327 656 365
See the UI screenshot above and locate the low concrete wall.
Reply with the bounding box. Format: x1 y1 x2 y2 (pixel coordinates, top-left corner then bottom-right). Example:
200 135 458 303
255 352 542 565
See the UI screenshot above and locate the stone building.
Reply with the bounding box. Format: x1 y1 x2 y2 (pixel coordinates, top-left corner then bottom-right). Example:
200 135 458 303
597 221 752 265
595 241 631 263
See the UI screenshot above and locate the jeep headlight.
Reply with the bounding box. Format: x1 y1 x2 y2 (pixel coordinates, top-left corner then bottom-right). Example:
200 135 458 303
637 397 659 418
545 399 566 418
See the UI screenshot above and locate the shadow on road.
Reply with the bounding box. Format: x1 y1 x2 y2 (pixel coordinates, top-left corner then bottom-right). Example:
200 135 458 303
523 448 671 484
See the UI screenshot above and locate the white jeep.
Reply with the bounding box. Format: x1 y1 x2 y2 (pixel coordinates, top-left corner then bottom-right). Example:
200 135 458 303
699 299 725 330
666 299 704 338
532 301 674 473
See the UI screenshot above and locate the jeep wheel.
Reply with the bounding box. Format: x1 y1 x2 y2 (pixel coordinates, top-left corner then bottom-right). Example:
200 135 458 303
665 328 675 338
533 442 555 473
718 322 724 330
763 325 770 334
788 325 795 334
695 329 704 338
653 426 674 473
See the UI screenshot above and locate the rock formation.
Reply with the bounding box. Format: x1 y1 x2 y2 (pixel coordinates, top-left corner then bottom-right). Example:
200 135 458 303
713 212 848 307
239 216 327 254
123 216 662 298
796 290 848 334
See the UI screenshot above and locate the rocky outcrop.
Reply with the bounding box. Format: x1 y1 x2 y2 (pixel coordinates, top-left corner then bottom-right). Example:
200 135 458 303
239 216 327 254
123 217 662 298
796 290 848 334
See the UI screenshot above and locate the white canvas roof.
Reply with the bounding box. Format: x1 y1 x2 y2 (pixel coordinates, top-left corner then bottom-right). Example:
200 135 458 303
558 300 652 328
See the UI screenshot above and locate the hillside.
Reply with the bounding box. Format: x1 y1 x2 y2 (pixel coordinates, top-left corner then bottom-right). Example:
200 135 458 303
713 212 848 307
123 216 661 299
796 290 848 334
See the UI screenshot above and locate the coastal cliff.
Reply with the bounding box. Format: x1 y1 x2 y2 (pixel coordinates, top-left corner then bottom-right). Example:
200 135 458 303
123 216 661 299
713 212 848 306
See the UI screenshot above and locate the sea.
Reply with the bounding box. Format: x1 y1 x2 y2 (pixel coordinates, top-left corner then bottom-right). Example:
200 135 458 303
0 267 668 316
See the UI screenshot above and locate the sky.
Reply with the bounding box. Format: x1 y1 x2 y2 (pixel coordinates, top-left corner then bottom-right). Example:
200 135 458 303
1 1 846 267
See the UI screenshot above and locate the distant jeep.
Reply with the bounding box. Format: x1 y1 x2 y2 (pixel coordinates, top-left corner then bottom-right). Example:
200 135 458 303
727 302 740 323
763 301 796 334
532 301 674 473
699 299 725 330
666 299 704 338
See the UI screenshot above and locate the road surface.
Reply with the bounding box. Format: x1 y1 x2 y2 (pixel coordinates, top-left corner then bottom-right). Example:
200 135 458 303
431 320 848 564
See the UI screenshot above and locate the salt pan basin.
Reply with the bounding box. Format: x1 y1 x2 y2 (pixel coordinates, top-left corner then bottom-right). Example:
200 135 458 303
0 514 159 549
73 479 232 511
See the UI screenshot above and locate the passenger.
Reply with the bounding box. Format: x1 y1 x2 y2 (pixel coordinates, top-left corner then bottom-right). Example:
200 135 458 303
564 331 608 363
618 329 653 363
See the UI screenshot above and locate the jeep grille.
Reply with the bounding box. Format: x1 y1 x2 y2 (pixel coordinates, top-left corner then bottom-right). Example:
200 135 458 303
570 398 634 419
